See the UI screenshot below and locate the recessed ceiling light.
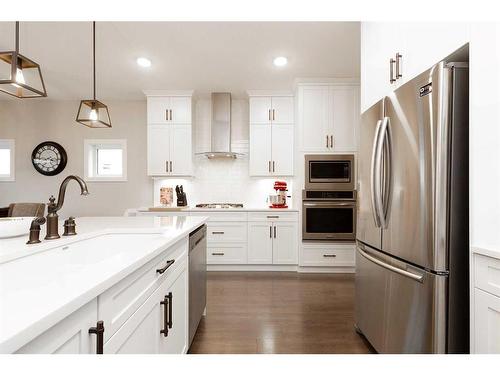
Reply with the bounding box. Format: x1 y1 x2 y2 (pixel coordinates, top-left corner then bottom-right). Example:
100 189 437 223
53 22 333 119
136 57 152 68
273 56 288 67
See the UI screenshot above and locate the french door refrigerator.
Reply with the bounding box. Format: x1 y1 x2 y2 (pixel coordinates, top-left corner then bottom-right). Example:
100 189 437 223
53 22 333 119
355 61 469 353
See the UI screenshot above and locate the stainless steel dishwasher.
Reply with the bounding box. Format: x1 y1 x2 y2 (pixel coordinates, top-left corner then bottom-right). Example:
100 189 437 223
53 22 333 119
188 224 207 346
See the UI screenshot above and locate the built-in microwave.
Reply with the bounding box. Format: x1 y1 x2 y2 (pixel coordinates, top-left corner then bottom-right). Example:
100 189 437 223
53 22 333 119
304 154 355 190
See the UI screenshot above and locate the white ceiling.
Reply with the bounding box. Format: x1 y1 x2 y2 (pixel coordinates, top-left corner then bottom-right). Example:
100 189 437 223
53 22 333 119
0 22 360 100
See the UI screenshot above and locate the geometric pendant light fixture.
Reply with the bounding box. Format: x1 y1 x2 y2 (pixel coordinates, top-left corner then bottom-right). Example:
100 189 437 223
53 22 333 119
0 21 47 98
76 21 111 128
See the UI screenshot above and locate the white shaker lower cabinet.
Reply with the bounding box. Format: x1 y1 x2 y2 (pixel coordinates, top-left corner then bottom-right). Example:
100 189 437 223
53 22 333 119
247 214 298 265
247 222 274 264
105 263 187 354
15 299 98 354
474 288 500 354
16 238 190 354
473 253 500 353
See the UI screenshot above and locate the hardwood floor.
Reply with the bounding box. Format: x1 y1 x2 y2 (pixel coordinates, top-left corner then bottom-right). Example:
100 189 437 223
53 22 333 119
188 272 374 354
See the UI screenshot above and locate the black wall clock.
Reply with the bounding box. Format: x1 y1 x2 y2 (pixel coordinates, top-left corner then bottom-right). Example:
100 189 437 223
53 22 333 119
31 141 68 176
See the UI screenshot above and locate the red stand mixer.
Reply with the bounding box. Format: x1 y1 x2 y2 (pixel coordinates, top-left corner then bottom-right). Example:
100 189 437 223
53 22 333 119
269 181 289 208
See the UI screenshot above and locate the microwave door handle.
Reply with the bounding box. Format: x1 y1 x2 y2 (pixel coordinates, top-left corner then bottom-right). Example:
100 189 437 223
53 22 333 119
303 202 355 207
375 117 390 228
371 119 383 228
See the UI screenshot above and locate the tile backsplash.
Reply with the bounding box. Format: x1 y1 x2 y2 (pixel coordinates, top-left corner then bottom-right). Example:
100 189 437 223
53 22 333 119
153 141 294 208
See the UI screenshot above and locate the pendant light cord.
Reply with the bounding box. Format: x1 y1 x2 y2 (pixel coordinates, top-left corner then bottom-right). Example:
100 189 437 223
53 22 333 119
15 21 19 53
93 21 96 100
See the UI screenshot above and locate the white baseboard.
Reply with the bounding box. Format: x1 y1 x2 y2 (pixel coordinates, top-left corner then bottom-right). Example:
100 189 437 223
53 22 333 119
207 264 298 272
297 266 356 274
207 264 356 273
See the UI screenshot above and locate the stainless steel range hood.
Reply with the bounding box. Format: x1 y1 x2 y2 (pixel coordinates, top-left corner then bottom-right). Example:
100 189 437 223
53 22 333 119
197 92 242 159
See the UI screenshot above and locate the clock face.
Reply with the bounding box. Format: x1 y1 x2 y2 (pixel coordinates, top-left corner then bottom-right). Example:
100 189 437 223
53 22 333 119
31 142 67 176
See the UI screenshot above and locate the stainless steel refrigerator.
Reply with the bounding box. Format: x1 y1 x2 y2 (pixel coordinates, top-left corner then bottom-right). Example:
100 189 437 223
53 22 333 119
355 61 469 353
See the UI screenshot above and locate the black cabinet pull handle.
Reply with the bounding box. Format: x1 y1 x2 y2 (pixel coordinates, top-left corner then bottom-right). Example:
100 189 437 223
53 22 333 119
212 252 224 256
160 295 169 337
89 320 104 354
323 254 337 258
167 292 173 329
212 231 224 234
274 226 276 238
156 259 175 274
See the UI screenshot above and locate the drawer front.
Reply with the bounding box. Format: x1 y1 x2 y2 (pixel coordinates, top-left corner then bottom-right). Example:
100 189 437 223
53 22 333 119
247 211 298 222
189 211 248 222
474 288 500 353
98 238 188 342
475 254 500 297
300 244 355 267
207 222 247 243
207 244 247 264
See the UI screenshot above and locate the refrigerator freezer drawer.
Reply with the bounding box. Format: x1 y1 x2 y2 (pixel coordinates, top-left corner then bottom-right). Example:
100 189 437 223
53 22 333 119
355 242 447 353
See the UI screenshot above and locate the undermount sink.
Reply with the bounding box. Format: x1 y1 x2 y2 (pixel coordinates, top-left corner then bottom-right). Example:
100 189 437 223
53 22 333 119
0 233 171 293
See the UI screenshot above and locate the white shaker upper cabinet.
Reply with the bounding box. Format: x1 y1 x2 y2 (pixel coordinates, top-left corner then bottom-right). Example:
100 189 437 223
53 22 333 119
248 92 295 177
298 84 358 153
147 96 192 124
145 92 193 177
249 96 294 124
360 22 470 112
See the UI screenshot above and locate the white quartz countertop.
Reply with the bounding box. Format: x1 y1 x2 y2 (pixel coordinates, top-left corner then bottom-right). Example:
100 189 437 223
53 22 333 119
134 207 299 213
0 216 207 353
471 246 500 260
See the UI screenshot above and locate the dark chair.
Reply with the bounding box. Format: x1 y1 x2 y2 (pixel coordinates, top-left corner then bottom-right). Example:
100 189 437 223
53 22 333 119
7 203 46 217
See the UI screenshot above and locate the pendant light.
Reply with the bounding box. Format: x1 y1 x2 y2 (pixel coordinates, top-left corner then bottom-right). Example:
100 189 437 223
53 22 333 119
0 21 47 98
76 21 111 128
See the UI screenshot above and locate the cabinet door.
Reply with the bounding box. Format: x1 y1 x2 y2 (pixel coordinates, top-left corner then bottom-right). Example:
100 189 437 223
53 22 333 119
147 97 171 124
331 87 358 152
104 284 163 354
271 124 294 176
170 97 192 124
271 96 294 124
360 22 402 112
401 23 469 85
474 288 500 354
159 267 188 354
249 97 272 124
247 222 273 264
148 125 171 176
16 299 97 354
170 125 192 176
299 86 330 152
249 124 272 176
272 222 298 264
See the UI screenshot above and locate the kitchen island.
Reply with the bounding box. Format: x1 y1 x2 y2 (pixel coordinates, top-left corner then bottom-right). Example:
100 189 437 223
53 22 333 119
0 216 207 354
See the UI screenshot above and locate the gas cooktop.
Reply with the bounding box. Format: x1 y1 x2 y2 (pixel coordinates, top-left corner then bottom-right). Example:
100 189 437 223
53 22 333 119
195 203 244 209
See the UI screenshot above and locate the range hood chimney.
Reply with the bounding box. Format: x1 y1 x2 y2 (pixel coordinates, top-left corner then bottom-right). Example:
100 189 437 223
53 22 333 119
198 92 242 159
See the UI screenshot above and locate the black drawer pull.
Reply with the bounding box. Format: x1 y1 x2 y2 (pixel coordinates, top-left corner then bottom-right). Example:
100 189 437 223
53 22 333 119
212 231 225 234
156 259 175 274
160 295 169 337
212 252 225 256
89 320 105 354
167 292 173 329
323 254 337 258
267 215 279 219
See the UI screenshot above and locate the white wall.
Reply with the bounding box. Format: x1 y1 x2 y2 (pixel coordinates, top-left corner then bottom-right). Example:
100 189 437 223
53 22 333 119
0 100 152 218
469 23 500 251
0 97 295 216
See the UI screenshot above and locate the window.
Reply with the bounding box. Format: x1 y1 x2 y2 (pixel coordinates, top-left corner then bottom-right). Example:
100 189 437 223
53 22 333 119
84 139 127 181
0 139 15 182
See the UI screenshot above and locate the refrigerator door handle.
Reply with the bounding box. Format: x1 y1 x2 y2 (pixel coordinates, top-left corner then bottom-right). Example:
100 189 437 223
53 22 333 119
381 116 393 225
375 116 389 228
358 247 424 283
370 119 383 228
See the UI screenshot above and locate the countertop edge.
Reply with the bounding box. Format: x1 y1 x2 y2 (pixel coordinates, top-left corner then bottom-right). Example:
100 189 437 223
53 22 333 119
471 246 500 260
0 217 208 354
